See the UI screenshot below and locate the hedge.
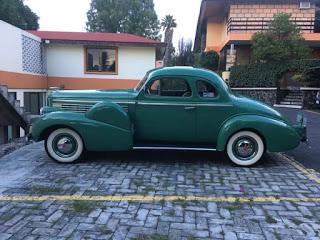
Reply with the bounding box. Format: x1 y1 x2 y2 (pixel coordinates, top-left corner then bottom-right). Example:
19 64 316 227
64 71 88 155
229 59 320 87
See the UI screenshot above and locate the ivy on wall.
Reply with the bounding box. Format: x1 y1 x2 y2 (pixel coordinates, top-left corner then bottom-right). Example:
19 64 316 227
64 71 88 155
229 60 320 87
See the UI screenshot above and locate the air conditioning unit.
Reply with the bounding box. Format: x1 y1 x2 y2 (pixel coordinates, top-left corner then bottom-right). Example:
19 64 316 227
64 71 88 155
300 2 311 9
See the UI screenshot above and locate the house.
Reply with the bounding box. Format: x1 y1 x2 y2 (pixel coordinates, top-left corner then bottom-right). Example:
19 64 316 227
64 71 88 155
0 20 164 143
0 20 164 114
194 0 320 71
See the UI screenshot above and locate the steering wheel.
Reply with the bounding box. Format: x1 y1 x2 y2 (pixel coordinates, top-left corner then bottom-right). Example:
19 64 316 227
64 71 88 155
182 92 191 97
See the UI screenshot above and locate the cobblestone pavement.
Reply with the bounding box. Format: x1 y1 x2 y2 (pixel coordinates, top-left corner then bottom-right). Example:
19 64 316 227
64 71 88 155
0 143 319 240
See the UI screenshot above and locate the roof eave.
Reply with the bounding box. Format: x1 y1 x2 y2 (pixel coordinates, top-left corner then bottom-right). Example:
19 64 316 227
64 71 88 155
42 39 166 48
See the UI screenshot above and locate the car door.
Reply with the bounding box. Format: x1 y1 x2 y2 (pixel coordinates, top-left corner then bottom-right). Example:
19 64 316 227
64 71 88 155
134 76 197 143
195 78 234 146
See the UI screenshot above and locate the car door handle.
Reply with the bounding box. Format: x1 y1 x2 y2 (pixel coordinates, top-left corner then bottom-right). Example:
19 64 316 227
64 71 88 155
184 106 196 110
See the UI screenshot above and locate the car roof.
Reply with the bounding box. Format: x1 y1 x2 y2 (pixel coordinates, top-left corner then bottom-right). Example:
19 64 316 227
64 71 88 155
148 66 219 79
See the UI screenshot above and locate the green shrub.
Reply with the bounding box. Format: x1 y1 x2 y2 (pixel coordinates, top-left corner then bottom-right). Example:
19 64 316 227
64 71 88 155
195 51 219 71
229 59 320 87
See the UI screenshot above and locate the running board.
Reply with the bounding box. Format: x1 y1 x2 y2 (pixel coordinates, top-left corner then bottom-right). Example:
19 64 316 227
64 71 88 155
133 146 217 151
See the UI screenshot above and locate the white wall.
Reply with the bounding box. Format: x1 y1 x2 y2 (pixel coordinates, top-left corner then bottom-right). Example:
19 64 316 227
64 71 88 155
0 20 41 74
45 44 156 80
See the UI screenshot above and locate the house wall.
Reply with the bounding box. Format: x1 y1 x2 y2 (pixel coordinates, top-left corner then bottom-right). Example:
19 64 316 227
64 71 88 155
229 4 315 32
0 21 45 76
229 4 315 19
45 44 155 89
206 18 228 51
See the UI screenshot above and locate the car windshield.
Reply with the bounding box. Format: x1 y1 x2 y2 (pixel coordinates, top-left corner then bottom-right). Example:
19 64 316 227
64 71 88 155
134 74 148 92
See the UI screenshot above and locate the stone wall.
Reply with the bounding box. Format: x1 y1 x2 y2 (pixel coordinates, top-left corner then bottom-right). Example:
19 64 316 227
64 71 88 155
303 89 320 109
232 88 277 106
232 88 320 109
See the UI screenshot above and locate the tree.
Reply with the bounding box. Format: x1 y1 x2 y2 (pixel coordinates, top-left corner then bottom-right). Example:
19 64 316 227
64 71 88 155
161 15 177 66
195 51 219 71
252 13 311 63
86 0 160 40
0 0 39 30
171 38 194 66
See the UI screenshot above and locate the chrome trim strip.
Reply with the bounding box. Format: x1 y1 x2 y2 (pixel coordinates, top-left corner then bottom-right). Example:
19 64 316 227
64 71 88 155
52 99 100 104
137 102 232 107
133 146 217 151
115 101 136 105
53 99 136 105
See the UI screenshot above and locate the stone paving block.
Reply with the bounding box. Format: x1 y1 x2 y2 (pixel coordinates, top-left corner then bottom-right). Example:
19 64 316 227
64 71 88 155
0 233 11 240
171 222 196 230
31 227 59 236
47 210 64 223
157 221 170 235
96 212 112 225
58 223 79 237
4 214 24 226
224 231 238 240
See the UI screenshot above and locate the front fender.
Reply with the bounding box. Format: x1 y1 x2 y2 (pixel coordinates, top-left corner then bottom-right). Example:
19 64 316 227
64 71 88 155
216 114 301 152
85 101 131 130
32 111 133 151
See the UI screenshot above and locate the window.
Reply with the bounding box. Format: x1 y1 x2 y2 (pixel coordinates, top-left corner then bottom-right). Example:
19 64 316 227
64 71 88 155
197 80 217 98
299 2 311 9
85 47 117 74
146 78 192 97
24 92 45 114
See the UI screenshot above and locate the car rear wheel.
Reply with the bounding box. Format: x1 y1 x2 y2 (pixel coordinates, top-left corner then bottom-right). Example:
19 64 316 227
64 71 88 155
226 131 264 166
45 128 83 163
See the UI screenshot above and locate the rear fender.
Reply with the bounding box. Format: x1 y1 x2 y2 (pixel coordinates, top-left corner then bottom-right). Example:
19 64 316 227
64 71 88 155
216 115 301 152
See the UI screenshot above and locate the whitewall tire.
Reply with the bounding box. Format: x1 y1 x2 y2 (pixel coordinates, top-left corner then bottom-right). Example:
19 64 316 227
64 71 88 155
226 131 264 166
45 128 84 163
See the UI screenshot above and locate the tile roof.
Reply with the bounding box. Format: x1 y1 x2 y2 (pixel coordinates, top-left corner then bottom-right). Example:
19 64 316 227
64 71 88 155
28 31 163 46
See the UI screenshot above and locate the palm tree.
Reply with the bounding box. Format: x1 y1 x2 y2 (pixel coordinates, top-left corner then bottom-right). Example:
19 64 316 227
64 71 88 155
161 15 177 66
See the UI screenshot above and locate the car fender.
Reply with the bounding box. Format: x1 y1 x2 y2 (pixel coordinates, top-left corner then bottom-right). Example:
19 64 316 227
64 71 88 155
32 108 133 152
85 101 131 130
216 114 301 152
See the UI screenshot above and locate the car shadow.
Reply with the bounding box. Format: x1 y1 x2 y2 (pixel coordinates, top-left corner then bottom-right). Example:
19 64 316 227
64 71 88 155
80 150 280 168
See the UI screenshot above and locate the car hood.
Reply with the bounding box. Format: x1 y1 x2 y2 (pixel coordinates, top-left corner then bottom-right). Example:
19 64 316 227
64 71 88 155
233 94 291 124
49 89 138 101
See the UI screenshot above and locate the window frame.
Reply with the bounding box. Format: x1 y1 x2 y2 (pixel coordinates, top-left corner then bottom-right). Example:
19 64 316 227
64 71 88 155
84 46 118 75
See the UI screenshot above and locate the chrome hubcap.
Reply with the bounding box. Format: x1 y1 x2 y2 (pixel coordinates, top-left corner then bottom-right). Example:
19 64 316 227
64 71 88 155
57 137 74 154
233 136 258 161
236 139 254 158
53 134 78 158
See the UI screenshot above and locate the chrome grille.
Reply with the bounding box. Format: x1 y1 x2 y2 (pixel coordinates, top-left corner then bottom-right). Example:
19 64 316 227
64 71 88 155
52 101 129 113
52 101 97 113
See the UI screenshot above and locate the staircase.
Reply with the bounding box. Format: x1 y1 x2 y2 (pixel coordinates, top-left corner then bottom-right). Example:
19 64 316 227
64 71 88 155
274 90 303 109
0 85 31 141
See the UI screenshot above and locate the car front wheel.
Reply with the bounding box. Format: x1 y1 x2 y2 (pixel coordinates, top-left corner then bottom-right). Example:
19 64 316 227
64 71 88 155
226 131 264 166
45 128 84 163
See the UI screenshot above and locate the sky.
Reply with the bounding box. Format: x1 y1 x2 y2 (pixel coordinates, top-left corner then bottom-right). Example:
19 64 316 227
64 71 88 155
24 0 202 47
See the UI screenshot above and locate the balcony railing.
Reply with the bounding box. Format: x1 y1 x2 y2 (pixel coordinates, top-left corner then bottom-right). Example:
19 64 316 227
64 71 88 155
227 17 315 34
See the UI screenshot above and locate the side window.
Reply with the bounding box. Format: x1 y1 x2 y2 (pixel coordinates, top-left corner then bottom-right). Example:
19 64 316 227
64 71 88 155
146 78 192 97
148 79 160 95
197 80 217 98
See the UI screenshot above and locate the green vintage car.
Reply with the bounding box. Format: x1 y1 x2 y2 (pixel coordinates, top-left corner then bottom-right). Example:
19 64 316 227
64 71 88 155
31 67 306 166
